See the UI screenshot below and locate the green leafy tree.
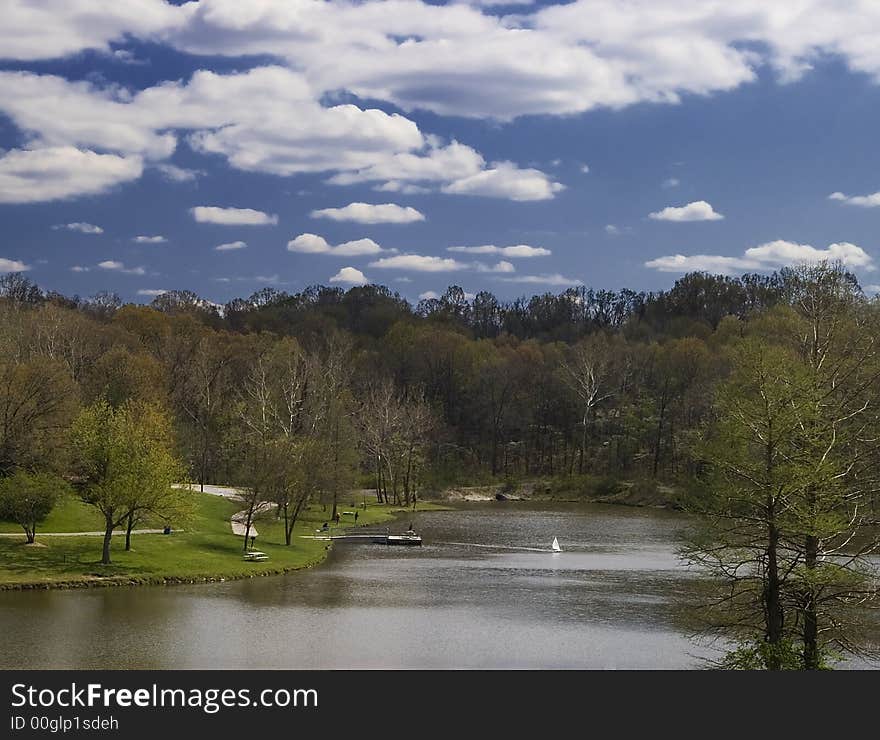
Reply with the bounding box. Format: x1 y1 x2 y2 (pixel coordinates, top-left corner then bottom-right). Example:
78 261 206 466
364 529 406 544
0 470 67 543
71 400 184 564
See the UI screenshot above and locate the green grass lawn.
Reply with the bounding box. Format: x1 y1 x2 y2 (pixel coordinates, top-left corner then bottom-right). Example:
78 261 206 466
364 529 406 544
0 490 445 589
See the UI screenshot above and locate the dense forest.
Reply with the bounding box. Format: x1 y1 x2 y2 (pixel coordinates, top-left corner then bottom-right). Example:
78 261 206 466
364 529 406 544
0 266 865 499
0 268 790 500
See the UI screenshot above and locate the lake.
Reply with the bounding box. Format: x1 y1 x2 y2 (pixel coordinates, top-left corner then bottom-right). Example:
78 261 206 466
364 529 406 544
0 503 873 669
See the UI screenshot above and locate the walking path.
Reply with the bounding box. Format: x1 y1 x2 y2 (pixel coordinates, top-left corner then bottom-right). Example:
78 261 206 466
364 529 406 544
173 483 263 539
0 529 171 538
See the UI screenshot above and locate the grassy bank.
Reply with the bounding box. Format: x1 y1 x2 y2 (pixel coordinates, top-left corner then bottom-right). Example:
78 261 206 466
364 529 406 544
0 491 445 590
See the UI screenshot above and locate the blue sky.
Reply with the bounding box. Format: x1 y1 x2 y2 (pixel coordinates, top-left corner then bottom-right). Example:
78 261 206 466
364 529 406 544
2 1 880 305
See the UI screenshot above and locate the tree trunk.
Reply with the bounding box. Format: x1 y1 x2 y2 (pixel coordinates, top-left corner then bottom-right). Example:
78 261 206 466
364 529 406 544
124 511 135 551
802 533 820 669
101 515 114 565
764 517 784 669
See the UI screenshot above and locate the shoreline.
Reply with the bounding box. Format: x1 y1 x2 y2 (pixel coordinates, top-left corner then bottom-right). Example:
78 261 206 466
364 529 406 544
0 497 446 593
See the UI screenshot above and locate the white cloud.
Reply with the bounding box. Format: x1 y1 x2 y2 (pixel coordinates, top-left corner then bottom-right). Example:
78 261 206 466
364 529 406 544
374 182 431 195
646 239 874 274
644 254 757 274
137 289 168 297
649 200 724 222
53 222 103 234
215 241 247 251
418 291 440 300
287 234 386 257
441 162 564 201
97 260 146 275
0 0 186 61
605 224 620 235
662 178 680 188
192 206 278 226
0 67 559 203
499 273 585 286
477 260 516 273
828 191 880 208
7 1 880 126
744 240 873 269
0 258 29 273
156 0 880 122
447 244 551 257
369 255 467 272
0 147 142 204
580 164 590 173
155 164 203 182
70 265 90 273
310 202 425 224
330 267 369 286
133 235 167 243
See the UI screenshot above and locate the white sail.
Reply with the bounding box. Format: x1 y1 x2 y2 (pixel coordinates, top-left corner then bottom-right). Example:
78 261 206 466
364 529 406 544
551 537 561 552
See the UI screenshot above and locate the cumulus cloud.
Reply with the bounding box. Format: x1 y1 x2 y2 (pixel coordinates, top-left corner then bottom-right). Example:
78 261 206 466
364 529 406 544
0 0 185 61
192 206 278 226
0 147 142 204
477 260 516 273
447 244 551 257
441 162 564 201
137 289 168 297
7 2 880 124
374 182 431 195
97 260 146 275
70 265 89 273
418 291 440 300
646 239 874 274
53 222 103 234
828 191 880 208
287 234 386 257
153 0 880 122
499 273 585 286
133 235 167 243
0 258 29 273
649 200 724 222
330 267 369 285
644 254 757 274
0 67 559 203
310 202 425 224
368 255 467 272
744 240 873 268
155 164 203 182
215 241 247 251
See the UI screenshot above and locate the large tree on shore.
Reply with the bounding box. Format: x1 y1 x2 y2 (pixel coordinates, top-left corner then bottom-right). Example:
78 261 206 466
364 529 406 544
71 400 184 564
686 263 880 669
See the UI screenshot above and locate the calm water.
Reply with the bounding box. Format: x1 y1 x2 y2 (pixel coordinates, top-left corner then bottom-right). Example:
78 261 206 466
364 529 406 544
0 503 732 669
6 502 875 670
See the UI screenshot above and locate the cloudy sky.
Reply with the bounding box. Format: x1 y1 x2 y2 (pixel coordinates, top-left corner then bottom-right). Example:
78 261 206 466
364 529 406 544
2 0 880 304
